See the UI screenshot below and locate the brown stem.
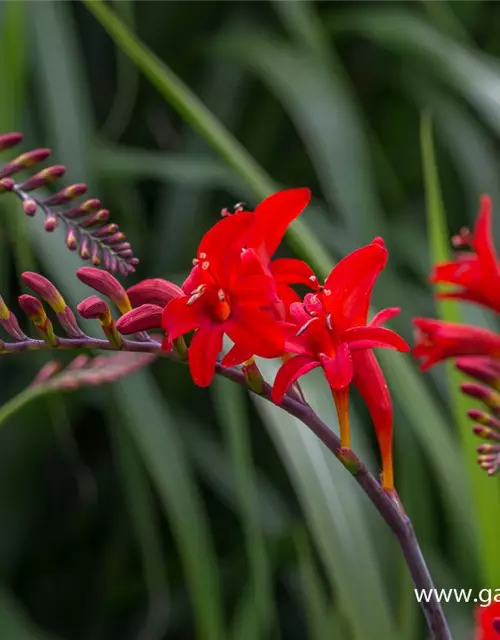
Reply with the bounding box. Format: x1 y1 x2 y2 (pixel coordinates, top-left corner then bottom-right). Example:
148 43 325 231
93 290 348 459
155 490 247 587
0 335 452 639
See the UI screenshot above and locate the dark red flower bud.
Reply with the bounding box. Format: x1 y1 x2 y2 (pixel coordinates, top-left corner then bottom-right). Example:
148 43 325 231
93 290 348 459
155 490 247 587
77 267 131 314
0 132 22 151
127 278 183 308
116 304 163 334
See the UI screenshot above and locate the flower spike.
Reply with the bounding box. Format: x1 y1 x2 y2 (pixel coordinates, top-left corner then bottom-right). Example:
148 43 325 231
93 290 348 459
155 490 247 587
0 132 138 274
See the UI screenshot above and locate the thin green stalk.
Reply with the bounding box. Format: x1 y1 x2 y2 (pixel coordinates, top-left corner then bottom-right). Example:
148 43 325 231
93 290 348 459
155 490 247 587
83 0 331 276
0 386 47 428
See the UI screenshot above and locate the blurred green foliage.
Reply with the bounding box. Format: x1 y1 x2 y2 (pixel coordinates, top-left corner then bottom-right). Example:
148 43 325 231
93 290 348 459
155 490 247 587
1 1 500 638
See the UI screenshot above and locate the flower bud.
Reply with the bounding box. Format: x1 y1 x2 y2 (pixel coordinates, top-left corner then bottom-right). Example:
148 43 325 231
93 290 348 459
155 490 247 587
76 267 131 314
127 279 183 308
78 295 122 349
65 198 101 219
0 132 22 151
92 223 118 238
22 199 37 216
0 178 15 193
116 304 163 334
0 148 51 178
44 211 58 231
43 183 87 206
18 294 58 346
66 226 78 250
0 295 26 341
461 382 500 414
20 165 66 191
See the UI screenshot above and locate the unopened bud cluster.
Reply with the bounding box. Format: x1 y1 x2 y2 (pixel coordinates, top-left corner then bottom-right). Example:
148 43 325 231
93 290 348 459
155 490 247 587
0 132 138 276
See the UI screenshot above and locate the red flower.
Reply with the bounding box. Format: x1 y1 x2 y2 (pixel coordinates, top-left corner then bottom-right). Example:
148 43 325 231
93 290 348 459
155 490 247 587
200 188 317 318
431 195 500 314
413 319 500 370
475 601 500 639
162 240 285 388
271 239 409 489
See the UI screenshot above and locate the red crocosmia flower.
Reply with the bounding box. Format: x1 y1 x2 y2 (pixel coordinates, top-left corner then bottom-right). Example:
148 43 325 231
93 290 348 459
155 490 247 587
413 318 500 370
198 188 317 319
162 236 285 387
271 239 409 490
431 195 500 314
475 601 500 639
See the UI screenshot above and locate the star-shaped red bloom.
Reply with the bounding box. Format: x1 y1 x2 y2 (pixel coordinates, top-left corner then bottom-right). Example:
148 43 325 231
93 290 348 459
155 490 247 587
271 238 409 490
162 234 284 387
431 195 500 313
199 188 317 318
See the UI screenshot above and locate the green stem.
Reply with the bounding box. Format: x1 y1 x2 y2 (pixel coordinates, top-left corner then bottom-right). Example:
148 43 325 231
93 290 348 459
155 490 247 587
83 0 331 276
0 386 47 428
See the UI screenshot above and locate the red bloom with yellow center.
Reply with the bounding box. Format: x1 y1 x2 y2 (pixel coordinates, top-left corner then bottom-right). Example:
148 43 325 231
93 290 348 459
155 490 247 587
201 188 318 318
162 232 285 387
475 601 500 639
430 195 500 314
271 238 409 490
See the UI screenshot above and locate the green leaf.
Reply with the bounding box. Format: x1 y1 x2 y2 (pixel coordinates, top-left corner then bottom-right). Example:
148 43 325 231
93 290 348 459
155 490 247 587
114 374 227 640
0 590 61 640
253 363 397 640
330 9 500 140
212 378 274 638
82 0 332 275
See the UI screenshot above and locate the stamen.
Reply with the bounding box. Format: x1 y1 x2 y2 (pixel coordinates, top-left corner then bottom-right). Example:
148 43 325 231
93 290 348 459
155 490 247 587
187 284 206 305
326 312 333 331
217 289 226 302
199 252 207 259
192 258 199 266
296 316 319 337
234 202 245 213
323 289 332 297
201 260 210 270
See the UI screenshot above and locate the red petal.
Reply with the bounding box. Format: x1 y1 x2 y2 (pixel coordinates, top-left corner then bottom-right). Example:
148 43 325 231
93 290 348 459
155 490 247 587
277 284 301 320
352 351 394 490
473 195 499 274
369 307 401 327
197 212 254 282
237 274 279 307
116 304 163 334
323 240 387 333
319 343 353 390
188 327 224 387
161 296 206 341
345 326 409 352
182 265 204 294
127 278 183 308
271 354 319 404
252 188 311 260
221 343 253 368
270 258 318 288
226 307 285 358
